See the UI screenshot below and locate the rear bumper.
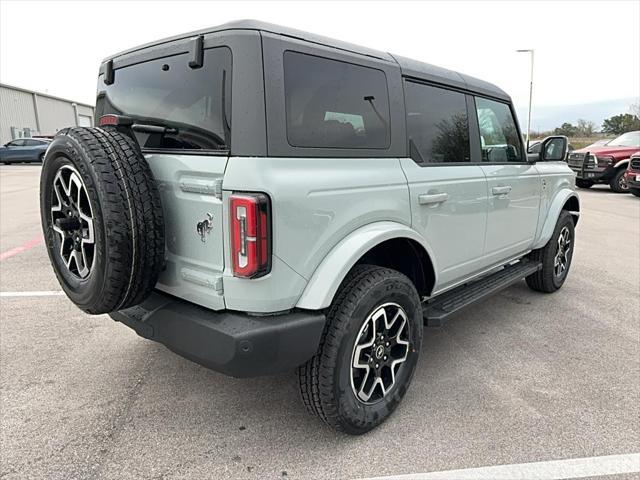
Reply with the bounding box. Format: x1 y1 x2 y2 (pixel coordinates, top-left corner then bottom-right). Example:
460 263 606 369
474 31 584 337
110 292 325 378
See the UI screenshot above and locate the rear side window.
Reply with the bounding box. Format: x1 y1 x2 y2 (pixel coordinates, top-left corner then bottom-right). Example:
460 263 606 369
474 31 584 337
474 97 523 162
96 47 232 151
404 81 470 163
284 51 390 149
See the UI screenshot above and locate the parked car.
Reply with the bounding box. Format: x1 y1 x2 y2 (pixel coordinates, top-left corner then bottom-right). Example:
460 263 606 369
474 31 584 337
567 130 640 192
39 20 578 434
0 138 51 164
625 151 640 197
528 140 574 157
585 138 612 149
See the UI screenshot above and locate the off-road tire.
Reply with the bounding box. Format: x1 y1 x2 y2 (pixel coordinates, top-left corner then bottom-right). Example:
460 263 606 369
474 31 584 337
297 265 422 435
575 179 593 189
40 127 164 314
630 187 640 197
526 210 575 293
609 168 628 193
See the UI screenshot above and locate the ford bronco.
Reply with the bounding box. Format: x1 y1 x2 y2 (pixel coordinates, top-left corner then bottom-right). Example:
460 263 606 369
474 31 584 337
40 20 579 434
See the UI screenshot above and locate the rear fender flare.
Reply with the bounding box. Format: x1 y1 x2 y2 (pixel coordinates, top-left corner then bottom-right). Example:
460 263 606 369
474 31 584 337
295 221 436 310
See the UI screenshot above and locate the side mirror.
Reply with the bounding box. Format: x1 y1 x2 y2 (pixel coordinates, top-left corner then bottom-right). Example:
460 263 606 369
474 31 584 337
539 135 569 162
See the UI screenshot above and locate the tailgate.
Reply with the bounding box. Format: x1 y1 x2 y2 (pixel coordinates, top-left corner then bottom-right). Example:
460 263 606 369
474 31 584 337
147 153 228 310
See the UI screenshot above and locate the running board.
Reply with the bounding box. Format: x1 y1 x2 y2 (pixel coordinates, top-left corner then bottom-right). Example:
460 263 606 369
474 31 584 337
423 260 542 327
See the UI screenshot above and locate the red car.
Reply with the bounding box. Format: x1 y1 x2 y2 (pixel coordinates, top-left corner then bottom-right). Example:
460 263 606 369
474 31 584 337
567 131 640 192
625 152 640 197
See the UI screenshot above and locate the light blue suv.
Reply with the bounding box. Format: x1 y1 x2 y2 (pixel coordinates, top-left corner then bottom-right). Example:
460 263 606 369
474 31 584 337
39 21 579 434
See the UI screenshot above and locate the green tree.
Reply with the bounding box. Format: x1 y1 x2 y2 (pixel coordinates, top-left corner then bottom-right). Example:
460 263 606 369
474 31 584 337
554 122 577 136
601 114 640 135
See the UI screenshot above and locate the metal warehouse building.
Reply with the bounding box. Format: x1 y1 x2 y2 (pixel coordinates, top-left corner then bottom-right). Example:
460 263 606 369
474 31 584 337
0 83 94 144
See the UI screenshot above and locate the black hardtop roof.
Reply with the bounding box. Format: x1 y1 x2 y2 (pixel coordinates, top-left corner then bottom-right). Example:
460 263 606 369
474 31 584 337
105 19 510 101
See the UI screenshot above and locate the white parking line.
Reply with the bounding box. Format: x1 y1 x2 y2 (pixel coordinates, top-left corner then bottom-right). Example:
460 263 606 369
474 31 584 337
0 291 64 298
360 453 640 480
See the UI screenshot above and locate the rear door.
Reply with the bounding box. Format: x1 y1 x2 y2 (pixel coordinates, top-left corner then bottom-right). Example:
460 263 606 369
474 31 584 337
400 80 488 292
96 46 233 310
473 97 541 263
147 154 228 310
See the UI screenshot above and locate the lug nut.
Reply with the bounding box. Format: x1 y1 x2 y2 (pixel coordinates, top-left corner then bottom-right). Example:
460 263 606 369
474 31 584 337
375 363 379 368
385 342 390 346
383 356 387 361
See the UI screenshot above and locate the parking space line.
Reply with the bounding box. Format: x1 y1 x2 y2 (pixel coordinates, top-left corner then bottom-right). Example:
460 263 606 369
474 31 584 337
0 235 44 261
0 291 64 298
360 453 640 480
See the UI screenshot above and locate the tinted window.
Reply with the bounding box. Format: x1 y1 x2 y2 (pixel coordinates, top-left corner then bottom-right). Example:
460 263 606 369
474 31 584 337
404 81 470 163
475 97 523 162
96 47 232 150
284 51 390 149
9 139 25 146
24 139 43 146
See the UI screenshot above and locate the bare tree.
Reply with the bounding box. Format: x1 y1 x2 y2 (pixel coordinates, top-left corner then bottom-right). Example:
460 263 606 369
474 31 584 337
576 119 596 137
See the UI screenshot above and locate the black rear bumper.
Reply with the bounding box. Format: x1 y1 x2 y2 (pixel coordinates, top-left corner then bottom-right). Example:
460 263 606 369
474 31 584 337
110 292 325 378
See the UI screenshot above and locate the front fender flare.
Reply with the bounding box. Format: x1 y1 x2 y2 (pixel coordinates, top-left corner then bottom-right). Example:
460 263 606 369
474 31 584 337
296 221 436 310
532 189 580 250
613 158 629 169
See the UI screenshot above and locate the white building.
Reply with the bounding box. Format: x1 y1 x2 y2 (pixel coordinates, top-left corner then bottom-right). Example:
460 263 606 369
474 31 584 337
0 83 95 144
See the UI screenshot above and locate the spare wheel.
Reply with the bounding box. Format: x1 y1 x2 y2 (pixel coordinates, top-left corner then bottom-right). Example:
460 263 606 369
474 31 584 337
40 127 165 314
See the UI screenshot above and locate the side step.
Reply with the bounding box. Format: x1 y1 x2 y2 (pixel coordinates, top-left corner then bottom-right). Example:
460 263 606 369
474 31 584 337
423 259 542 327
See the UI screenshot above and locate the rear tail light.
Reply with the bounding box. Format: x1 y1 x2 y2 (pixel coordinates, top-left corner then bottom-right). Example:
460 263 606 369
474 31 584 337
98 114 133 127
230 193 271 278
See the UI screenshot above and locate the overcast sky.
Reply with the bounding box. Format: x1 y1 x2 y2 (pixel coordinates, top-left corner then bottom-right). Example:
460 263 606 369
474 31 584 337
1 0 639 116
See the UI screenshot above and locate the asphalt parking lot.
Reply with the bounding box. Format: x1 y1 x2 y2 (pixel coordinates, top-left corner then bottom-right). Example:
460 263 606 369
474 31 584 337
1 164 638 480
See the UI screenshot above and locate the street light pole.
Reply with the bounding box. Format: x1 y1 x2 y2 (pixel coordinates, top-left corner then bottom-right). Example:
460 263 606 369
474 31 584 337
517 49 534 149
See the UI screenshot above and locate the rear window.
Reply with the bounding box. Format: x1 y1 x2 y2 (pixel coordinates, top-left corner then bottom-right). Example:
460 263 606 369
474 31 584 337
404 81 470 163
283 51 390 149
96 46 232 151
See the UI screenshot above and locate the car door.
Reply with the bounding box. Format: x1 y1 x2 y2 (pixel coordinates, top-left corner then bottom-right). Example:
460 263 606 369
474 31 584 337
400 81 488 292
473 96 541 264
23 139 44 161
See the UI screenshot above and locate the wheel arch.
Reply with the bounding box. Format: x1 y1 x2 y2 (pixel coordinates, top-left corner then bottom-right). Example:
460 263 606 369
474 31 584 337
295 222 437 310
532 189 580 250
613 158 630 170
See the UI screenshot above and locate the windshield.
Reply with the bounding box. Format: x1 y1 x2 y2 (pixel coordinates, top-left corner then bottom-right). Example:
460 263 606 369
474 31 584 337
95 47 231 151
607 131 640 148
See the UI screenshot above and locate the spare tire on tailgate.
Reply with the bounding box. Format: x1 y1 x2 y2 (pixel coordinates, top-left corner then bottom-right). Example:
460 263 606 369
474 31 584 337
40 127 165 314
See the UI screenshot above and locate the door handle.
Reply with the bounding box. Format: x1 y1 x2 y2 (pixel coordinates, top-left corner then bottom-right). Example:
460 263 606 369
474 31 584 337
418 192 449 205
491 186 512 196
